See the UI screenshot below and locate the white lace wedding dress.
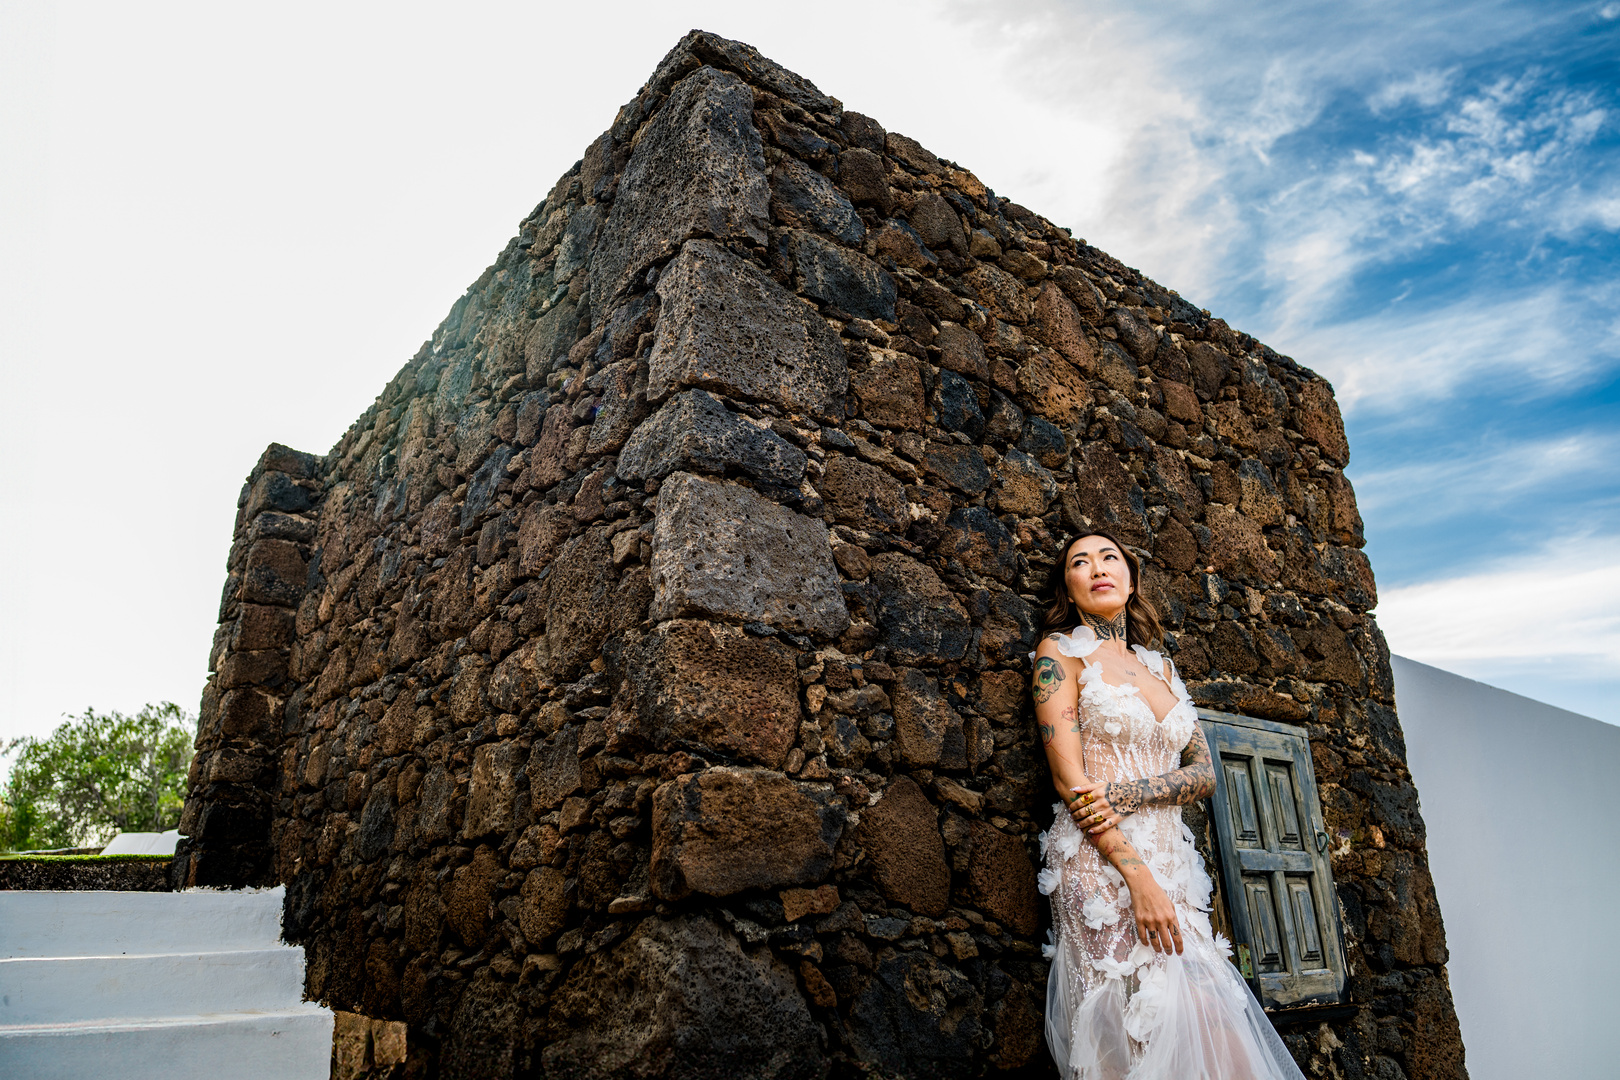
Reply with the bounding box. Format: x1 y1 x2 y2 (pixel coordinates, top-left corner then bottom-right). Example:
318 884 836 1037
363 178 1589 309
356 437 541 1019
1038 627 1304 1080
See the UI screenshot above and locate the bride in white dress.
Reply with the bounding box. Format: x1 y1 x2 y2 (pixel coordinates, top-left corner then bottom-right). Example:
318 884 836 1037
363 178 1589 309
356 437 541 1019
1032 531 1305 1080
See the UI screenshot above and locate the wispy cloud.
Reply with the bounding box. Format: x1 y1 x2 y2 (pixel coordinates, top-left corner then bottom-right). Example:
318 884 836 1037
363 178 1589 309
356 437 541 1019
1282 285 1612 413
944 2 1619 403
1376 533 1620 684
1369 69 1456 114
1353 430 1620 523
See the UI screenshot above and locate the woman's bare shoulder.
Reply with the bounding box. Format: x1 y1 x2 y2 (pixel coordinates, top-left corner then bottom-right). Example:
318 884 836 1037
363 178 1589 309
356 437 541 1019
1034 631 1072 659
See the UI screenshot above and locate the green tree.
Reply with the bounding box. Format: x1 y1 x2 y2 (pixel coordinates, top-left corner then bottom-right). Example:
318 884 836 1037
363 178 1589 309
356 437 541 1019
1 703 195 851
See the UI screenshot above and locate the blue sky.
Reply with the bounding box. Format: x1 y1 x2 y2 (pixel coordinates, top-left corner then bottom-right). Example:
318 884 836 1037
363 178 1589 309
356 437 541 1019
949 0 1620 719
1 0 1616 750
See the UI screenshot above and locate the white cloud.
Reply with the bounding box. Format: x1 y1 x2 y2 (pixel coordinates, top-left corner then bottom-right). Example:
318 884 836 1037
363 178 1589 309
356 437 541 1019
1376 534 1620 683
1277 285 1604 413
934 4 1616 411
1369 69 1455 114
1353 431 1620 523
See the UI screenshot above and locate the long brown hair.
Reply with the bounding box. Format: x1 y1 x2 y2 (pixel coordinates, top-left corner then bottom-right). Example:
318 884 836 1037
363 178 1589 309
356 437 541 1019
1042 529 1164 648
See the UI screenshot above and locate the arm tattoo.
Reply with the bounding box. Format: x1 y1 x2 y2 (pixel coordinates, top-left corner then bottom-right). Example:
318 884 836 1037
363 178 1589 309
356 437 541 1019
1033 657 1065 703
1104 727 1217 812
1094 830 1145 873
1080 609 1128 641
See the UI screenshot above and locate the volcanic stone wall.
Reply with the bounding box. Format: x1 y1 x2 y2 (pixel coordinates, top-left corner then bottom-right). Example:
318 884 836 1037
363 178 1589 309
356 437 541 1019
173 30 1466 1080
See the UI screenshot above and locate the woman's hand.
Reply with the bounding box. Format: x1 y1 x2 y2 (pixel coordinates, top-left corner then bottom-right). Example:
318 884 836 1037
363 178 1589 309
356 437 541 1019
1069 780 1133 834
1128 873 1184 955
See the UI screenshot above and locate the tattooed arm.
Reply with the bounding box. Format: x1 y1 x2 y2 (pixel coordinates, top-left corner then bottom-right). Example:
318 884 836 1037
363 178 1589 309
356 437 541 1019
1069 726 1217 834
1031 639 1087 803
1032 638 1182 952
1032 638 1144 866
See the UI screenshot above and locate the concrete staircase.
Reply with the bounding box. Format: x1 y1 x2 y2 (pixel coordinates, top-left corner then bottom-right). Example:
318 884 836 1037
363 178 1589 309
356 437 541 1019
0 886 333 1079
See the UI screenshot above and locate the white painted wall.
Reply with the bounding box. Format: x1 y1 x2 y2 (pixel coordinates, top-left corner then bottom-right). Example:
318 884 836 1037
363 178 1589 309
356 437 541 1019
1392 655 1620 1080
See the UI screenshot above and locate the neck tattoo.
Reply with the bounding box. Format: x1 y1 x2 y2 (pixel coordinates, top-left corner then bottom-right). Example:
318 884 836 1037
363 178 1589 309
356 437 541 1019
1081 609 1128 642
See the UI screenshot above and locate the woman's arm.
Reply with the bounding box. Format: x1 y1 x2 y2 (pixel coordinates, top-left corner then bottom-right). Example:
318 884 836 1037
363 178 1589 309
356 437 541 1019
1031 644 1090 808
1070 726 1216 834
1032 643 1184 954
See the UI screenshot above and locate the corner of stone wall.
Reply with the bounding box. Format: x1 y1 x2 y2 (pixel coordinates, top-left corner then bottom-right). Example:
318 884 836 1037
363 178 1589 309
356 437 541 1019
172 441 323 889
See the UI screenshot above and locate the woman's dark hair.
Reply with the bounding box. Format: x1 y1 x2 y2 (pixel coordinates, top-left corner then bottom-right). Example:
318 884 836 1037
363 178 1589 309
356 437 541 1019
1042 529 1164 647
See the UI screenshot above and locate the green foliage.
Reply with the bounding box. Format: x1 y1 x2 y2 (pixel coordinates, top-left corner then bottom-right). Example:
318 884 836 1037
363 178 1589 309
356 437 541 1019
1 703 195 851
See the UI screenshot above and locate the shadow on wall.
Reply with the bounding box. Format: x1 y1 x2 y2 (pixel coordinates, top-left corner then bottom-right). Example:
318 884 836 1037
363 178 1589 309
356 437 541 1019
1393 655 1620 1080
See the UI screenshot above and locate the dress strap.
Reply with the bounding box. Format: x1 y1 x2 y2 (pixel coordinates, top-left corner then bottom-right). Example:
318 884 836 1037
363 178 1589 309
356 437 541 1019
1131 645 1191 702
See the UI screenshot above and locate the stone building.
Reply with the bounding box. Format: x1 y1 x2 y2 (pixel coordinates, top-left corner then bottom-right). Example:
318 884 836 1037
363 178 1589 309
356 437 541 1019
173 30 1466 1080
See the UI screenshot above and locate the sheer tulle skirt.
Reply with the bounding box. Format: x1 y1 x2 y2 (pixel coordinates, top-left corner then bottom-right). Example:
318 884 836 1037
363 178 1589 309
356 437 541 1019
1045 931 1303 1080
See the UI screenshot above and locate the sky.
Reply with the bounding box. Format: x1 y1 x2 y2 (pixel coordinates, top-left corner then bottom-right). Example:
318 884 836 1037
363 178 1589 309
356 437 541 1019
2 0 1617 767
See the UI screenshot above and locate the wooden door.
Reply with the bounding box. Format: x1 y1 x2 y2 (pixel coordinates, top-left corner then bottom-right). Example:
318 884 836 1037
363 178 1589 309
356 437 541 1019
1200 708 1346 1009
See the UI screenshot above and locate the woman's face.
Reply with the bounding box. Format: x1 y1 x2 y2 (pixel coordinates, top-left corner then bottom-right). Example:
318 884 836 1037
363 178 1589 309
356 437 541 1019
1064 535 1132 620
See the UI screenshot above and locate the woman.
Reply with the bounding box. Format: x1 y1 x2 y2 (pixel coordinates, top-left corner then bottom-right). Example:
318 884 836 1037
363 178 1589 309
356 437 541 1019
1032 530 1303 1079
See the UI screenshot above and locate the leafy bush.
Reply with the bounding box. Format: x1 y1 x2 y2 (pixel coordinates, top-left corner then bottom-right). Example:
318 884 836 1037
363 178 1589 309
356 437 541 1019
1 703 194 851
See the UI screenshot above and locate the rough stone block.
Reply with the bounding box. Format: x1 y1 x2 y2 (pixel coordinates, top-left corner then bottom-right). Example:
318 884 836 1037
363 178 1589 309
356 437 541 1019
935 507 1018 584
542 527 653 678
1299 377 1350 466
462 740 521 839
622 620 802 768
993 447 1057 517
819 453 908 533
859 776 949 916
965 820 1040 935
240 539 307 607
964 263 1030 324
867 552 971 665
934 369 984 440
906 192 965 255
243 472 314 521
648 239 848 420
218 687 277 739
530 726 583 812
217 649 290 690
771 158 864 245
782 228 896 322
1015 350 1089 426
642 30 840 117
890 668 964 769
445 846 500 948
849 351 924 429
519 865 570 947
542 914 820 1080
650 472 848 638
835 148 894 214
1073 441 1149 546
920 441 991 496
1032 281 1094 372
590 66 769 313
650 767 845 899
844 951 979 1074
583 358 645 455
231 603 296 651
780 884 841 923
618 389 806 487
934 321 988 380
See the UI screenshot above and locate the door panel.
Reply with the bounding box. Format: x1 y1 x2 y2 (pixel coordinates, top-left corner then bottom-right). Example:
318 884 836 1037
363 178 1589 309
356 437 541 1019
1267 763 1304 849
1201 710 1347 1010
1244 875 1286 973
1225 763 1262 848
1288 877 1324 966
